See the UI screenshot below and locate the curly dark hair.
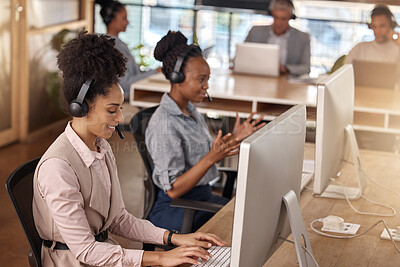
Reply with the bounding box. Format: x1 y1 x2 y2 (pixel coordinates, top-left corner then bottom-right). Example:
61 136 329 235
97 0 125 26
57 32 126 115
154 31 203 82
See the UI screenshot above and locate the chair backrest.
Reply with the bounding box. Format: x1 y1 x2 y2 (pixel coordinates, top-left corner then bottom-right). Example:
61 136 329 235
5 157 42 267
130 106 159 219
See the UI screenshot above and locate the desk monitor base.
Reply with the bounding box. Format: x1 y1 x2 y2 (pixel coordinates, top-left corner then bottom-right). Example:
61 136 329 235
283 190 318 267
317 125 366 201
319 184 361 200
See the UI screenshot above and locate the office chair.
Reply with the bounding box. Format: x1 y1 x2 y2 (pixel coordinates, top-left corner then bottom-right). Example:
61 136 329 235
130 106 237 239
5 157 42 267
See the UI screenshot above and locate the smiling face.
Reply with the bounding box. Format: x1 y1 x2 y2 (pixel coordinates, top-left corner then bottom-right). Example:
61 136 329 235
85 83 124 140
175 56 210 104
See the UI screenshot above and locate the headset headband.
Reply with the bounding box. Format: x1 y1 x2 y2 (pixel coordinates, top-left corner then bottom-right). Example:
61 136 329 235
173 44 197 74
76 78 93 105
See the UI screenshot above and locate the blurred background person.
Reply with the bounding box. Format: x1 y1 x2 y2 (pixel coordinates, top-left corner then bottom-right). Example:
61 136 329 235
245 0 310 76
346 4 400 64
97 0 158 98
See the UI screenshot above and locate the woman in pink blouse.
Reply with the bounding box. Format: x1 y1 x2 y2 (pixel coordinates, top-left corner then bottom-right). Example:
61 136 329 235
32 32 224 267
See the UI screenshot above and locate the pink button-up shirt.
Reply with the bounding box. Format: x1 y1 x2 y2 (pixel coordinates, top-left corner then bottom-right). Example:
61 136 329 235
37 123 166 266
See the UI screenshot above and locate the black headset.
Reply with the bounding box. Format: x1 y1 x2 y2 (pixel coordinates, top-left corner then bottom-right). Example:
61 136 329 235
69 78 93 117
168 44 197 84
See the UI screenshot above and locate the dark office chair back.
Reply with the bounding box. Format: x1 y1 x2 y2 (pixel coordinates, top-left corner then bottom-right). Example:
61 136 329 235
130 106 159 220
5 157 42 267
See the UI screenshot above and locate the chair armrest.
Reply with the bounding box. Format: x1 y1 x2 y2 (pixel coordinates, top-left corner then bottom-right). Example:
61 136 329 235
217 167 238 199
170 198 223 213
170 198 224 234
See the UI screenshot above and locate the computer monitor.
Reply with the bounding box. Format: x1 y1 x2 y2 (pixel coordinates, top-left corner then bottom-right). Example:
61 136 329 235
313 64 366 199
231 105 316 266
233 42 280 77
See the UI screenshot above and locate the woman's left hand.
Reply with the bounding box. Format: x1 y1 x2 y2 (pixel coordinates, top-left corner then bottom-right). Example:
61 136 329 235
172 232 227 248
232 112 266 141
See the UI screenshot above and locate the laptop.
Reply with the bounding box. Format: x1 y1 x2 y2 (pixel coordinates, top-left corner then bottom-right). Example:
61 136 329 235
353 60 398 89
233 42 279 77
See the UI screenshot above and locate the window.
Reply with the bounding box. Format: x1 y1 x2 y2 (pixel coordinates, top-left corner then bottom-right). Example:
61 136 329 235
94 1 400 76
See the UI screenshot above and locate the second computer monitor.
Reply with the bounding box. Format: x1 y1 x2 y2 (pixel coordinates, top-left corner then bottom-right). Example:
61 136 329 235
231 105 307 266
313 64 361 198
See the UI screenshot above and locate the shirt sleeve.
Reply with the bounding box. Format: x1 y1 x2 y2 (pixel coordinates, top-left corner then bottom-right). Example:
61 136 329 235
37 158 147 267
146 113 185 191
109 208 166 245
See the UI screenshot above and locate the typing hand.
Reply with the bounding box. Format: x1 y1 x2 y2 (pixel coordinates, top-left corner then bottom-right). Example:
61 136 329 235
172 232 227 248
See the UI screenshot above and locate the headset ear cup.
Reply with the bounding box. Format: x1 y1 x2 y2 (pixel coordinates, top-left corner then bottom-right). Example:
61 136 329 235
69 100 89 117
80 101 89 117
169 71 185 84
69 100 83 117
169 71 178 83
178 72 185 83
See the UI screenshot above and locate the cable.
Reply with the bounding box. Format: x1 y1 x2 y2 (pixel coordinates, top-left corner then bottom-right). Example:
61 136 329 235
279 237 320 267
310 219 400 254
343 159 400 198
336 159 400 216
330 178 396 217
343 159 400 197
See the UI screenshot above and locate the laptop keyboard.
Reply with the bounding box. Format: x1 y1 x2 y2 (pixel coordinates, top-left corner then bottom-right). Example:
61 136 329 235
192 246 231 267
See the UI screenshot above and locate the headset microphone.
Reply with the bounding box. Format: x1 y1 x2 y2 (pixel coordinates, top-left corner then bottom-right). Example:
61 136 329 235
206 92 212 102
116 125 124 139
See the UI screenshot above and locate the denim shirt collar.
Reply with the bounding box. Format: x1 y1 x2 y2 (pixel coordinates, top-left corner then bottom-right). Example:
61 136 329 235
161 93 196 117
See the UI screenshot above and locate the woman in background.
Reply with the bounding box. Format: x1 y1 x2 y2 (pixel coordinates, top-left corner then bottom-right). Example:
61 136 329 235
146 31 265 233
97 0 157 98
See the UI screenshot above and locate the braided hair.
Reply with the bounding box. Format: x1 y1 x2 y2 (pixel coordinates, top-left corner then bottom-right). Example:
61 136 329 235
154 31 203 82
57 32 127 115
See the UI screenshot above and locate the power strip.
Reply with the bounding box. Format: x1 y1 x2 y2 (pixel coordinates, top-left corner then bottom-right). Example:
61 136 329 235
321 222 360 235
380 228 400 242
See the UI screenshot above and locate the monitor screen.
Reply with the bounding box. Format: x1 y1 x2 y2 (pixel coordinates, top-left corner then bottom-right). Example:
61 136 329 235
231 105 306 266
313 64 355 196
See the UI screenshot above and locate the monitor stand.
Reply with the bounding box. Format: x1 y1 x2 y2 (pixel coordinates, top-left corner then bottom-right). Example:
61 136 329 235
319 124 367 200
283 190 318 267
